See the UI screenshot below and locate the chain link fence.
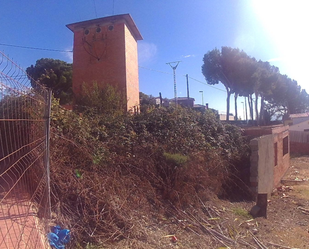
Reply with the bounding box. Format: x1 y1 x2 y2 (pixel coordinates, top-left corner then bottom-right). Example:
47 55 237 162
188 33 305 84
0 51 51 248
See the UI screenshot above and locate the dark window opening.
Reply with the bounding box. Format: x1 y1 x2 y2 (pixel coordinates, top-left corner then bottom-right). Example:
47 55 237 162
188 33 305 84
274 142 278 166
283 136 289 156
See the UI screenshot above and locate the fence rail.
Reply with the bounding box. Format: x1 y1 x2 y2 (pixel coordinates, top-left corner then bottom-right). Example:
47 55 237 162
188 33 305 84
289 130 309 143
0 51 50 248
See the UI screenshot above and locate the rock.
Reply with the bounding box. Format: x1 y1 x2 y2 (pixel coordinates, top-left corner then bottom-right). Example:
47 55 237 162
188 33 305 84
250 205 261 217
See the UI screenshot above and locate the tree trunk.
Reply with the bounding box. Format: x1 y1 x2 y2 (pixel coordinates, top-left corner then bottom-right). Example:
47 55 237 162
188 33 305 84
234 93 238 121
245 97 248 122
248 95 254 121
255 93 259 124
226 88 231 121
260 96 265 125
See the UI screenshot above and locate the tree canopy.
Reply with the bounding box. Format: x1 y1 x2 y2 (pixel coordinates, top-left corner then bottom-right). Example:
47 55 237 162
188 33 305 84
26 58 72 104
202 47 254 121
202 47 309 123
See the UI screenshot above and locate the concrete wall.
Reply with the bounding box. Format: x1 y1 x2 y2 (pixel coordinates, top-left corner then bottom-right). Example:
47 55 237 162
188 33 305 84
250 135 274 196
290 120 309 132
246 125 290 196
291 116 309 125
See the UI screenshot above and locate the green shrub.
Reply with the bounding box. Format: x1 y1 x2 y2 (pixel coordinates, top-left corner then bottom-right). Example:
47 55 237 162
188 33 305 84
49 99 250 248
163 152 188 167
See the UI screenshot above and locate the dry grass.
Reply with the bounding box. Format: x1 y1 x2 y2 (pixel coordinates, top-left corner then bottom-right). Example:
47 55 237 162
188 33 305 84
48 101 252 248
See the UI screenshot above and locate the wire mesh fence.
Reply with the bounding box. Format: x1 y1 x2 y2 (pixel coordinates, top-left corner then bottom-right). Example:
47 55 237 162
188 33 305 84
0 51 51 248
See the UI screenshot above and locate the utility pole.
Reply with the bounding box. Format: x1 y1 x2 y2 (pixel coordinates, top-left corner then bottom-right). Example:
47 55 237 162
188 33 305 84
186 74 190 99
166 61 181 106
159 92 162 107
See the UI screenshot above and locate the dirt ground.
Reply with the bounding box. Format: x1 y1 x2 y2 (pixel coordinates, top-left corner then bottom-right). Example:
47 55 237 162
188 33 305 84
243 155 309 249
104 156 309 249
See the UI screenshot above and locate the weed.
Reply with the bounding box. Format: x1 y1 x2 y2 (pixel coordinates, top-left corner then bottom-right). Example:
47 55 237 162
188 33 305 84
163 152 188 166
232 207 252 219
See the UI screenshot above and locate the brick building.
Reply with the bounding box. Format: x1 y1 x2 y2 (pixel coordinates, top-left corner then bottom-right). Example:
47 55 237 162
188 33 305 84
67 14 143 112
244 125 290 196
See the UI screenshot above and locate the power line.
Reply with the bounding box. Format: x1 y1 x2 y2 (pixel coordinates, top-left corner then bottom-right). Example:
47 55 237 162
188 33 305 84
0 43 73 53
187 76 226 93
0 41 225 93
139 65 226 93
139 66 172 75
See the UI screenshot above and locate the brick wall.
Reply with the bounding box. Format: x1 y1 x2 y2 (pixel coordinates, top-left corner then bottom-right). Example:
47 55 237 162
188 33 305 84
67 15 141 112
124 24 139 111
273 130 290 187
246 125 290 196
290 142 309 155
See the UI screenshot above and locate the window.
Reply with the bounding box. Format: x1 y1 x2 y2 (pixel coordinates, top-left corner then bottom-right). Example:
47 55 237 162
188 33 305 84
283 136 289 156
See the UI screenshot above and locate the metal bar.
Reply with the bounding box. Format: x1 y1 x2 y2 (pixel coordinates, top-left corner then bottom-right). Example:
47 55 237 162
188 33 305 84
44 89 52 219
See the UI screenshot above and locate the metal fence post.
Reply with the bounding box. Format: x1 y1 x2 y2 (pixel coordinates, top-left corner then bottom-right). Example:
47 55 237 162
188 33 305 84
45 89 52 219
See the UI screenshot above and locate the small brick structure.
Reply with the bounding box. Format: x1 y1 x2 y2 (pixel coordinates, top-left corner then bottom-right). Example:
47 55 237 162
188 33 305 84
67 14 143 112
244 125 290 197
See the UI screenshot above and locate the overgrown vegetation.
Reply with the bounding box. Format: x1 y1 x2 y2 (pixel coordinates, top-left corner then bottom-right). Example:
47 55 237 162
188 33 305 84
49 88 251 248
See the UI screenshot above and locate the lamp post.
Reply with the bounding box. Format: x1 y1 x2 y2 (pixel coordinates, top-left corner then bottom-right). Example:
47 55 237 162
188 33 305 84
199 91 204 106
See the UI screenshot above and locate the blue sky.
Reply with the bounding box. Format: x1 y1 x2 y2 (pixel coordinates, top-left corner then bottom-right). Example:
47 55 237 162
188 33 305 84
1 0 308 117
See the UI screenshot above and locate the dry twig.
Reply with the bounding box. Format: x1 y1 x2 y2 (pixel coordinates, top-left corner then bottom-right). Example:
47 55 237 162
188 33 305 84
267 241 300 249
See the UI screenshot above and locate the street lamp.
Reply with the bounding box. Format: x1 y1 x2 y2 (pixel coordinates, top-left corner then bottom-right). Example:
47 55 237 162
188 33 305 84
199 91 204 106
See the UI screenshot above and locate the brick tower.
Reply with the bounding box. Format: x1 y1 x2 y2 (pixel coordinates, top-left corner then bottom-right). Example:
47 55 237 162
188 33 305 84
66 14 143 112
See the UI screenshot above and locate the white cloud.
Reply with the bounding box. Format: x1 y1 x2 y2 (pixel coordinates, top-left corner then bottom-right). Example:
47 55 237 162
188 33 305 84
138 42 157 64
182 54 195 58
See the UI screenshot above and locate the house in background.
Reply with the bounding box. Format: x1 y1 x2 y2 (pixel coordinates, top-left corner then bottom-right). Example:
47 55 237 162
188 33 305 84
158 97 195 108
219 113 235 121
285 113 309 126
285 113 309 132
154 97 169 107
290 120 309 132
174 97 195 108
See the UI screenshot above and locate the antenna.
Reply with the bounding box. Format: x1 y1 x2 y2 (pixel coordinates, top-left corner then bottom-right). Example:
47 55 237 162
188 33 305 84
166 61 181 106
113 0 115 15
